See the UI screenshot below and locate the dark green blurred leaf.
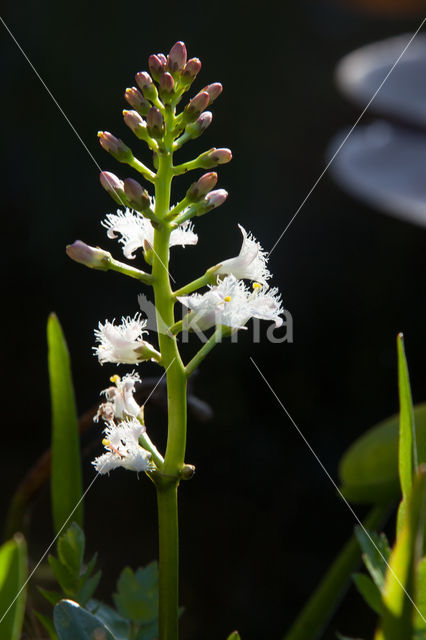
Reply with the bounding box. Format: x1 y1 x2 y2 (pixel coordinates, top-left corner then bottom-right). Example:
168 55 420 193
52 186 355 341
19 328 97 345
353 573 384 615
415 557 426 630
0 534 27 640
339 404 426 504
57 523 85 576
38 586 63 606
113 562 158 624
34 610 58 639
54 599 116 639
48 313 83 534
48 554 77 596
397 333 417 505
226 633 241 640
76 570 101 606
355 527 390 591
87 600 130 640
134 619 158 640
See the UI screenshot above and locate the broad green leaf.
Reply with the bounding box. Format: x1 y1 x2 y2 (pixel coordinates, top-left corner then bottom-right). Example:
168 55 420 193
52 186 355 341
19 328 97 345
34 610 58 639
48 554 77 595
0 534 27 640
57 523 85 576
48 313 83 534
54 599 116 640
355 527 390 591
353 573 384 615
76 570 101 605
134 619 158 640
113 562 158 624
227 633 241 640
339 404 426 504
397 333 417 503
87 600 130 640
379 468 426 639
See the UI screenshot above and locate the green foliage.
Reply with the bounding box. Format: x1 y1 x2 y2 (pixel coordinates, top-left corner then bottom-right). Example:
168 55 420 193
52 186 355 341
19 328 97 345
339 404 426 504
34 611 58 639
87 600 130 640
0 534 27 640
397 334 418 501
352 573 384 615
113 562 159 625
54 599 116 639
354 528 390 591
45 523 100 606
48 312 83 534
227 632 241 640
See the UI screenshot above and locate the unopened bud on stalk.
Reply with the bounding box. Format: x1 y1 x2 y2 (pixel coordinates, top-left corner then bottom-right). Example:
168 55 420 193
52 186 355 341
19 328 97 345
203 188 228 212
149 54 166 81
184 91 210 123
124 87 150 116
185 111 212 139
182 58 202 85
159 72 175 100
186 172 218 201
98 131 133 163
167 41 187 73
100 171 126 205
123 178 150 211
146 107 165 139
198 147 232 169
135 71 158 103
202 83 223 105
123 110 146 138
66 240 110 270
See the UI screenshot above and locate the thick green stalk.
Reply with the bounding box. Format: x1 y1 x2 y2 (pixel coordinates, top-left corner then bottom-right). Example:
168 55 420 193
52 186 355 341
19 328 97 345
283 502 393 640
151 103 187 640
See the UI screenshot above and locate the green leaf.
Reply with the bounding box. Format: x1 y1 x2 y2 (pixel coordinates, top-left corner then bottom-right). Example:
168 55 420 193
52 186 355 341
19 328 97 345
379 467 426 639
87 600 130 640
34 610 59 640
0 534 27 640
415 556 426 630
355 527 390 591
227 633 241 640
397 333 417 503
113 562 158 624
57 523 85 576
352 573 384 615
38 586 63 606
54 599 116 640
48 313 83 534
134 619 158 640
48 554 77 595
76 570 101 606
339 404 426 504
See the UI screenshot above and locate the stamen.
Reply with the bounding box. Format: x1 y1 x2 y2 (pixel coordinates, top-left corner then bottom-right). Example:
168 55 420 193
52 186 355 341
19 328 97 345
224 296 231 302
110 374 121 384
253 282 261 290
102 438 110 446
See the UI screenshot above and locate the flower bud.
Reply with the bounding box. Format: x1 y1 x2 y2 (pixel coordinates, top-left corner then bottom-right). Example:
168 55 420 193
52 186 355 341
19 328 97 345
123 109 146 138
149 54 166 82
123 178 150 211
146 107 165 139
202 82 223 105
98 131 133 163
66 240 111 270
167 41 187 73
183 91 210 123
203 188 228 212
135 71 158 103
99 171 126 205
198 147 232 169
124 87 150 116
182 58 202 85
186 172 218 201
159 72 175 101
185 111 212 139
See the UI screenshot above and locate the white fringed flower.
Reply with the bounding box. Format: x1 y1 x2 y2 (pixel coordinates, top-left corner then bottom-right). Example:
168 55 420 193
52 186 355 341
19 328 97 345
102 207 198 259
94 371 141 423
178 275 283 332
213 225 271 284
94 314 160 365
92 418 152 474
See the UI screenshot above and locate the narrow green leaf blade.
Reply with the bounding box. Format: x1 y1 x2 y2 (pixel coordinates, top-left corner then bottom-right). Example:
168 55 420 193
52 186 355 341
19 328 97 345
227 633 241 640
54 599 116 640
397 333 417 504
354 527 390 591
34 610 58 640
57 523 85 576
48 313 83 534
415 556 426 630
0 534 27 640
353 573 384 615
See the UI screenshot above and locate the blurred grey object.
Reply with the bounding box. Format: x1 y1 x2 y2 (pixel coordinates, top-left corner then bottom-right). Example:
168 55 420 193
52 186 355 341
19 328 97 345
329 33 426 226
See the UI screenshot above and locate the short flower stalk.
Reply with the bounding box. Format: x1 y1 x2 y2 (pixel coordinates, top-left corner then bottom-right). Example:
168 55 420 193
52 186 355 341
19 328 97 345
67 40 283 640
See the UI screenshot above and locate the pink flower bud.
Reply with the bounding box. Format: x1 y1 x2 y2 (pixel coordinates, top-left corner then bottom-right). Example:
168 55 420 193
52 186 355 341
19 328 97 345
149 54 166 81
135 71 158 102
123 178 150 211
159 72 175 98
198 147 232 169
146 107 165 139
187 172 218 201
124 87 150 116
123 109 145 134
66 241 110 270
167 41 187 73
183 58 202 82
99 171 126 205
184 91 210 123
202 83 223 105
98 132 133 163
205 189 228 210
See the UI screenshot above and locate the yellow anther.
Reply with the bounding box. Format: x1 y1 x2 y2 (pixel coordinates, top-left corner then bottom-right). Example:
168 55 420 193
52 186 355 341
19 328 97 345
110 374 121 384
253 282 262 290
224 296 232 302
102 438 110 447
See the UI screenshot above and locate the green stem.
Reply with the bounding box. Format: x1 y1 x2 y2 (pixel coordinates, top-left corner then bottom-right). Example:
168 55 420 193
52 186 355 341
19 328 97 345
173 271 216 298
283 501 393 640
156 484 179 640
128 156 156 182
185 327 225 377
165 197 190 221
107 256 153 284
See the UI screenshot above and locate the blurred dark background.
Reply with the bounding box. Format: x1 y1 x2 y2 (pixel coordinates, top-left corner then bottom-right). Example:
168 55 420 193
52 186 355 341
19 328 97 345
2 0 426 638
